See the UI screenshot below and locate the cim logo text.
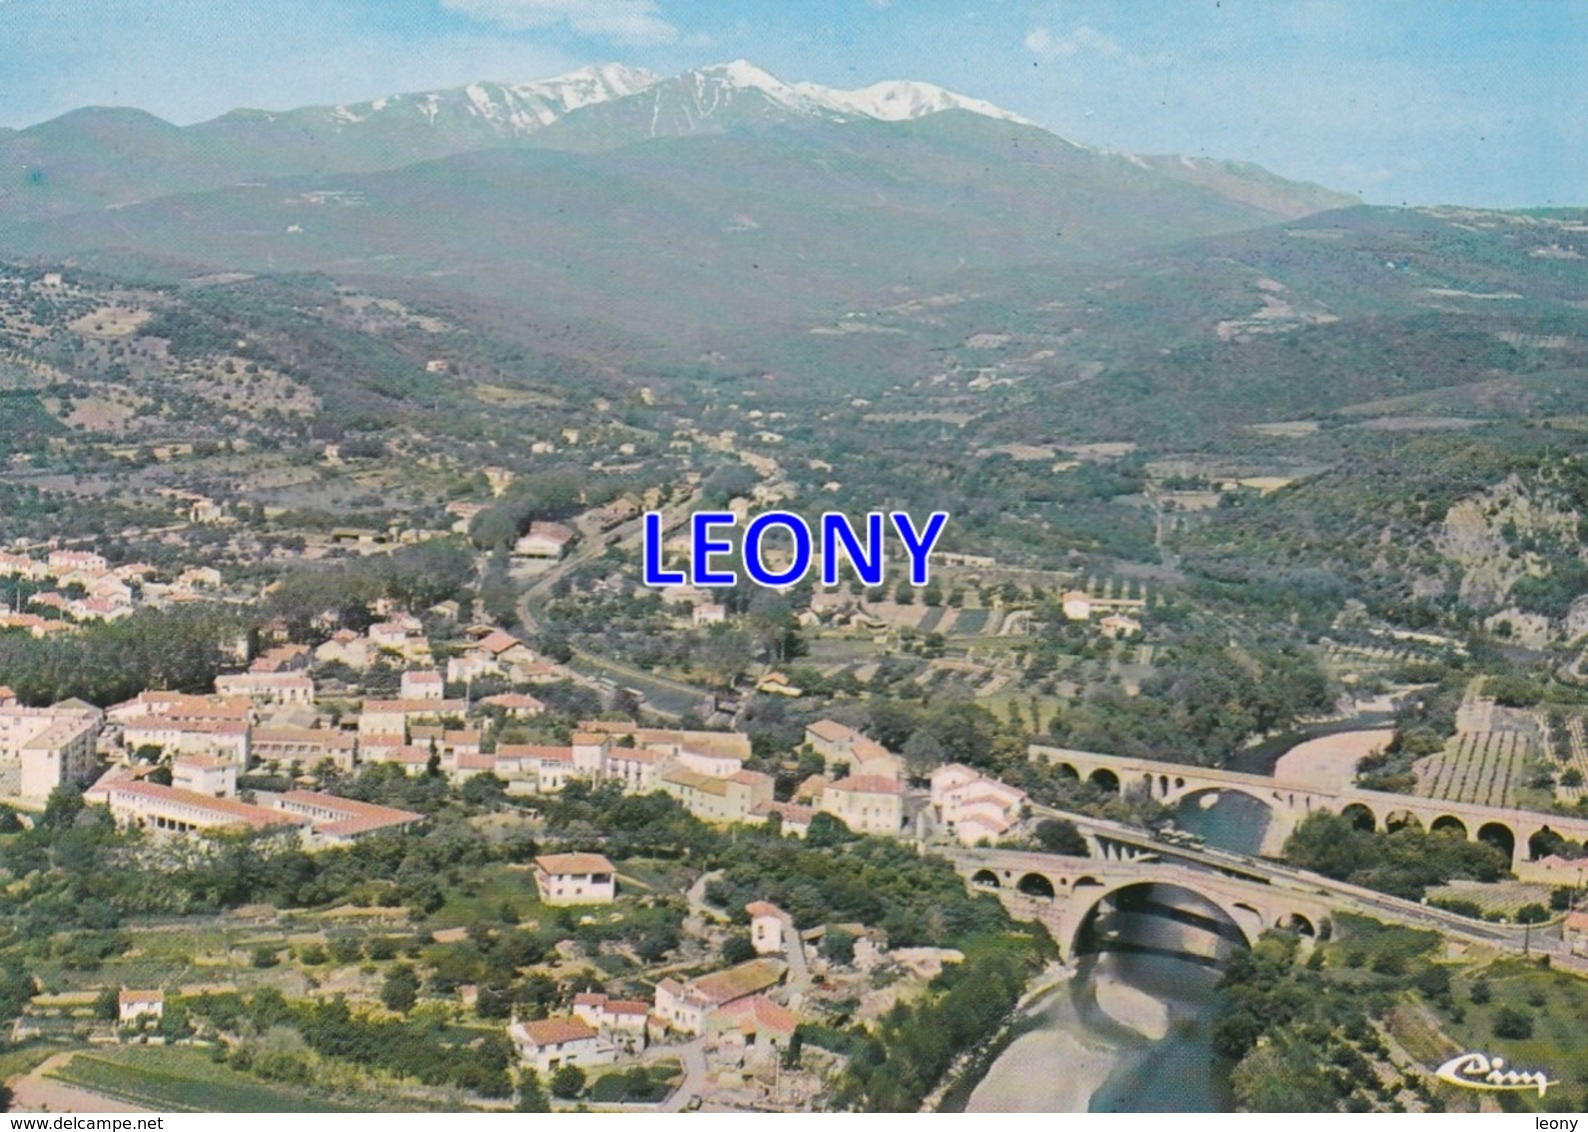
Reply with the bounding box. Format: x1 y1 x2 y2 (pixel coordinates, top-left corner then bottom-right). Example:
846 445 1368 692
1434 1052 1555 1098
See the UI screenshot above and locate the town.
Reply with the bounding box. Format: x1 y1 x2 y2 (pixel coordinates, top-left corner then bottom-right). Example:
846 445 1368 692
5 479 1588 1115
0 14 1585 1116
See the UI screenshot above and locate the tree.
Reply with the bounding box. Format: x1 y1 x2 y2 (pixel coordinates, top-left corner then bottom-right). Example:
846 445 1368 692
805 812 855 848
901 730 945 780
550 1065 586 1099
461 773 507 807
42 782 85 830
696 625 753 688
721 931 757 965
382 964 420 1014
1034 818 1089 856
92 986 120 1022
516 1069 552 1112
1493 1007 1533 1040
822 927 857 965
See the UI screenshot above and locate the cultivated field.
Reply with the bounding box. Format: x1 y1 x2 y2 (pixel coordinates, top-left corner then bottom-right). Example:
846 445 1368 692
1414 730 1532 808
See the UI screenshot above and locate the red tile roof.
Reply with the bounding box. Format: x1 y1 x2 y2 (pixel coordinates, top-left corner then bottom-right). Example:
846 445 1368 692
111 782 309 831
536 852 615 876
829 775 903 796
521 1016 597 1046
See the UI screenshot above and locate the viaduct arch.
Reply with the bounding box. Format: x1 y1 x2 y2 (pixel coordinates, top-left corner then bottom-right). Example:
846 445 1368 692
956 849 1335 962
1032 744 1588 872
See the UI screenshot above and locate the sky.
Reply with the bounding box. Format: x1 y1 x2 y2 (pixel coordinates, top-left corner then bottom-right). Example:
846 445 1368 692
0 0 1583 208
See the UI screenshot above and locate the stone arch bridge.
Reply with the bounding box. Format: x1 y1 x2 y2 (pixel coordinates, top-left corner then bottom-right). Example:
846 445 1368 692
1032 743 1588 871
949 847 1338 962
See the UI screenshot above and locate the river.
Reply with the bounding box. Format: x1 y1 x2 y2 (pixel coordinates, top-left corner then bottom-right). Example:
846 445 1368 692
963 791 1274 1111
964 951 1234 1112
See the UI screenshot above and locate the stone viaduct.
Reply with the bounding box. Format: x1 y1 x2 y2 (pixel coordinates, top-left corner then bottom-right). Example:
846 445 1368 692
948 846 1338 962
1031 743 1588 871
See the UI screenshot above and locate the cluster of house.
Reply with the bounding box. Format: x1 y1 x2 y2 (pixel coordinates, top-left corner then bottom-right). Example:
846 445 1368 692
504 723 786 831
499 719 919 840
82 701 422 844
313 618 559 690
0 606 568 810
509 875 799 1076
0 548 222 633
791 720 907 837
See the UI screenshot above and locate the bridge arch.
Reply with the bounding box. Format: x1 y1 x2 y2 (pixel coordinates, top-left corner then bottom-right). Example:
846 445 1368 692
1384 809 1421 833
1016 872 1057 900
1430 815 1468 839
1528 826 1563 861
971 868 1001 888
1340 802 1376 831
1090 767 1121 792
1174 784 1285 816
1476 822 1516 861
1282 912 1317 936
1069 877 1256 962
1055 762 1080 781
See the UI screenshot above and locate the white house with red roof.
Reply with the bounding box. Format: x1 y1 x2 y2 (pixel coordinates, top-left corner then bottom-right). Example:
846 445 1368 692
172 755 237 798
512 521 576 559
571 993 650 1050
508 1015 612 1075
930 763 1027 845
535 852 616 905
819 775 904 837
747 901 786 956
399 669 445 701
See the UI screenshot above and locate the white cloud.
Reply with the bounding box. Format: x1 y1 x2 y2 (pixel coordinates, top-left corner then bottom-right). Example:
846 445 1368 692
1025 24 1123 60
443 0 678 45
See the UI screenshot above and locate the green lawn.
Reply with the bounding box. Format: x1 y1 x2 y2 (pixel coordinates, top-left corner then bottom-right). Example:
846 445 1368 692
587 1061 683 1104
0 1043 57 1084
49 1048 359 1113
429 863 544 928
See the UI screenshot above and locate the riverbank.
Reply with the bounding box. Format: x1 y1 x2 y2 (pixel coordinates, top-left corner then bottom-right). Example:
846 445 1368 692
956 967 1123 1113
931 964 1075 1112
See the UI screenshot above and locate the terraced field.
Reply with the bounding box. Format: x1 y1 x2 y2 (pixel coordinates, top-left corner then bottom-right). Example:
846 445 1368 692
1553 716 1588 805
1414 729 1531 807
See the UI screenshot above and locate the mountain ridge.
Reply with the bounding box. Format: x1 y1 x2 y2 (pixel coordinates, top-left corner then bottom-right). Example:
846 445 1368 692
0 60 1355 224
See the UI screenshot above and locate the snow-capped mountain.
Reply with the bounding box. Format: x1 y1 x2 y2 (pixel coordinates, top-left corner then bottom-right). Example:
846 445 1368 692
277 59 1041 149
521 60 1050 151
311 62 663 136
681 60 1038 127
0 59 1353 224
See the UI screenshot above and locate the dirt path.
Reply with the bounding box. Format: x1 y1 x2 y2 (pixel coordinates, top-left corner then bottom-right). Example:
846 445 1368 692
9 1052 151 1113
